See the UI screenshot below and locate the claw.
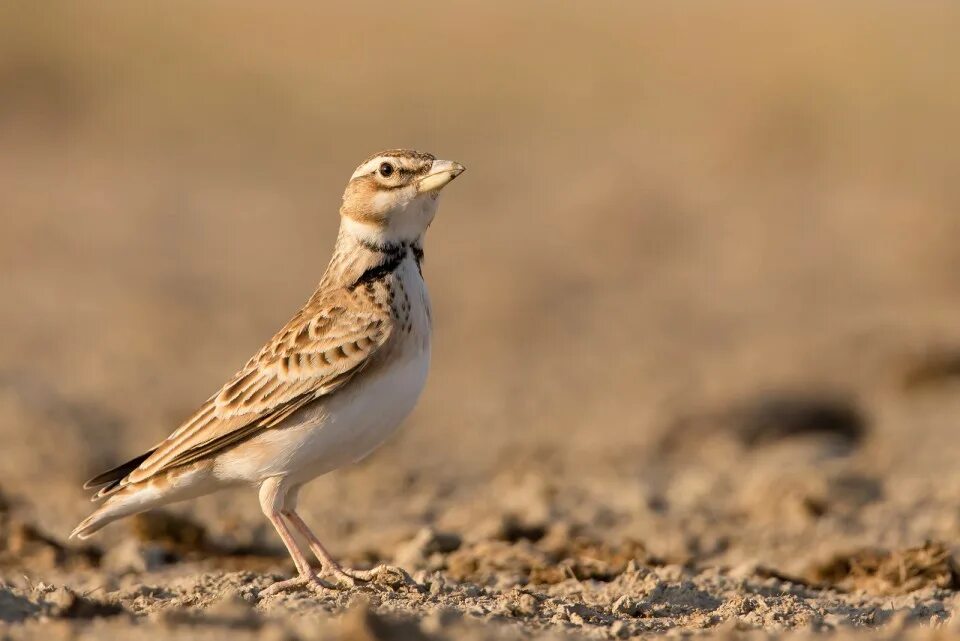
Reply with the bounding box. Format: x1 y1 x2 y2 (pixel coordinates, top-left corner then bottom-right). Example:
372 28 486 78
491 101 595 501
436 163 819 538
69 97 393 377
281 510 413 590
328 564 411 588
259 572 334 597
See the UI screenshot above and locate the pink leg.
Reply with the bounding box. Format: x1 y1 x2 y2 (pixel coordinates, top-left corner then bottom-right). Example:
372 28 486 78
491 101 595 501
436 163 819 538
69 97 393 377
284 509 408 586
258 479 333 595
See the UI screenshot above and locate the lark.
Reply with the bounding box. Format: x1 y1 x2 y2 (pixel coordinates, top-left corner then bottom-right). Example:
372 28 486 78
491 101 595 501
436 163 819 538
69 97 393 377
72 150 465 593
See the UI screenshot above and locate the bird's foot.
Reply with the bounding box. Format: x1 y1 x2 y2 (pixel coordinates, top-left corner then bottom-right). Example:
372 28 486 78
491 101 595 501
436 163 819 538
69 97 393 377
327 563 411 588
259 571 335 597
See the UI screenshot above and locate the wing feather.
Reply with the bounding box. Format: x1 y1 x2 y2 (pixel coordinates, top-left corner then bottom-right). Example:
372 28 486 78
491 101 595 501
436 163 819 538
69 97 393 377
122 291 392 486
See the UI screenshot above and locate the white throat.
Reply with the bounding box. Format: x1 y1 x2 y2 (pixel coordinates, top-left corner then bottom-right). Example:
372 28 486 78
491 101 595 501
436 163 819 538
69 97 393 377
341 195 438 247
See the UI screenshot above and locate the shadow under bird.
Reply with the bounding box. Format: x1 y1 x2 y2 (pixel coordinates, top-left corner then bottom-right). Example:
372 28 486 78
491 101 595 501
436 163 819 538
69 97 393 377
72 150 465 593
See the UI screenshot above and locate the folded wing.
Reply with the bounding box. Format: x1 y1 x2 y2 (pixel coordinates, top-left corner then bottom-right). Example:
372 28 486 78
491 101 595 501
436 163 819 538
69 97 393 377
90 291 393 496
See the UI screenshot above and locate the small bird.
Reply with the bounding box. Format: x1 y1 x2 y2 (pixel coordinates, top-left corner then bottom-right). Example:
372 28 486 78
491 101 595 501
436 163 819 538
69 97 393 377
72 150 465 593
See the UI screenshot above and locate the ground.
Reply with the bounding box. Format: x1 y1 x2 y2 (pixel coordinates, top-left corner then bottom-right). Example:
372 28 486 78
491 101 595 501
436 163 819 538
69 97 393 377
2 3 960 639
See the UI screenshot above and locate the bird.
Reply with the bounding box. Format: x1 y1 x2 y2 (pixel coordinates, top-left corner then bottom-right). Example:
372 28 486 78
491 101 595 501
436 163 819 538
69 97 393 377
71 150 465 593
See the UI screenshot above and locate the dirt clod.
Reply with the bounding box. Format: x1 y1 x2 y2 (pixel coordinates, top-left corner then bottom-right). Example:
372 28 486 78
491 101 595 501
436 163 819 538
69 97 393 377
807 541 960 595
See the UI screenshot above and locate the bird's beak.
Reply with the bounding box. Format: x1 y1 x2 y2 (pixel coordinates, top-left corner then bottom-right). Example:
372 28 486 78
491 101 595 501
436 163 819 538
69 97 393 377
418 159 466 194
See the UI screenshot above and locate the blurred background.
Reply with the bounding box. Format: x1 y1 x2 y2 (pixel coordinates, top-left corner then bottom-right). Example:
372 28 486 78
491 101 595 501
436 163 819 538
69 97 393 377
3 0 960 594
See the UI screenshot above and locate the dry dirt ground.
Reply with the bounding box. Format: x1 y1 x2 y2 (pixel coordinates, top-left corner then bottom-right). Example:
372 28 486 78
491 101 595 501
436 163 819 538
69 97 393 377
3 3 960 639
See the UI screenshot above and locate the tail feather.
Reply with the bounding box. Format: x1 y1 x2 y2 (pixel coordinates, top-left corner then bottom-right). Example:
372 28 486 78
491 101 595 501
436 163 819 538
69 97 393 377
83 449 157 491
72 480 165 540
70 511 108 540
73 450 161 538
73 458 216 540
70 497 135 539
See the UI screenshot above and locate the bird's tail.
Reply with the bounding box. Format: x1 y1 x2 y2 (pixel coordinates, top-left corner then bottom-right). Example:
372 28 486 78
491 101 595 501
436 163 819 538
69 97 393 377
71 449 159 539
71 460 217 539
70 486 151 539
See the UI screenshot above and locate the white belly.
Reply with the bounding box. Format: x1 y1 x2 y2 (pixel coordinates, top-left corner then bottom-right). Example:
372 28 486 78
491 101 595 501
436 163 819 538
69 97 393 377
214 344 430 485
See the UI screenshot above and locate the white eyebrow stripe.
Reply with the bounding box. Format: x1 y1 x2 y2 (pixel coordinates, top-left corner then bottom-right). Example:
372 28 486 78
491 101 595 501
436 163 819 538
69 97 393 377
350 153 434 180
351 158 384 180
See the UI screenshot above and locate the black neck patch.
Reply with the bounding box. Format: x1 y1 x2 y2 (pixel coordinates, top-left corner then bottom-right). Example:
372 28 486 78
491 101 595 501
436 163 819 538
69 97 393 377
411 245 424 276
355 237 404 254
350 246 406 290
349 239 425 289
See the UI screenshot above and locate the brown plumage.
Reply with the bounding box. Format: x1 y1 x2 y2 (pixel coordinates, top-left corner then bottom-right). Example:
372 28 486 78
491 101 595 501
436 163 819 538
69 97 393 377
73 150 465 593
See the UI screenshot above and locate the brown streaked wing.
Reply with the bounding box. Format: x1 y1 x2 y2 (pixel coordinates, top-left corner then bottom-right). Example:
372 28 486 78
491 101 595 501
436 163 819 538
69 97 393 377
122 290 393 485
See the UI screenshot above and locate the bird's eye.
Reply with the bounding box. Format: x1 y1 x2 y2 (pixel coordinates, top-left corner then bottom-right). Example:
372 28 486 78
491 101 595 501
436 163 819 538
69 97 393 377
378 162 394 178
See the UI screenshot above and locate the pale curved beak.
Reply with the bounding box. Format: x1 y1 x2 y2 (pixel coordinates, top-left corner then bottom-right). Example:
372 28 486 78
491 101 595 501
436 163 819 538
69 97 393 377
418 159 466 194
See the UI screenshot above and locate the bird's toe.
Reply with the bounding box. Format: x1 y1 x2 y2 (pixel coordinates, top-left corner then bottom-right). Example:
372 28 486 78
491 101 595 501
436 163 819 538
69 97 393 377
331 564 411 588
259 572 333 598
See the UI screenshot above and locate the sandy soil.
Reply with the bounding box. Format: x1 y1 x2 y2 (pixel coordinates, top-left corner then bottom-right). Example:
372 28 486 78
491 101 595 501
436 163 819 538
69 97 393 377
3 2 960 639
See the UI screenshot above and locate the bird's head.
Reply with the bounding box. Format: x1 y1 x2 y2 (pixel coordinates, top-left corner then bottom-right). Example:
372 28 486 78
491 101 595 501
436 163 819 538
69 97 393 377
340 150 465 246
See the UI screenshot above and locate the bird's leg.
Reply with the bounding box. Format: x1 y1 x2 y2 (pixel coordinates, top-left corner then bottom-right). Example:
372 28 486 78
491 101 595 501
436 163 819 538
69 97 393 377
284 510 408 587
257 479 333 595
259 511 335 595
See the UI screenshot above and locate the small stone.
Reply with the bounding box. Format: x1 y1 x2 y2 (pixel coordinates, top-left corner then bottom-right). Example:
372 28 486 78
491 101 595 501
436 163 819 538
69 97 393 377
612 595 640 616
32 582 52 595
428 574 446 595
515 593 538 617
